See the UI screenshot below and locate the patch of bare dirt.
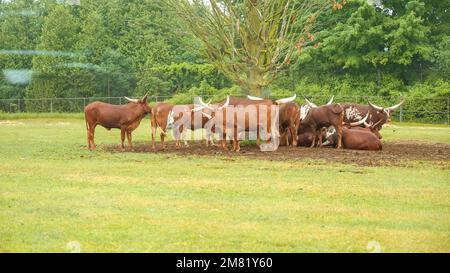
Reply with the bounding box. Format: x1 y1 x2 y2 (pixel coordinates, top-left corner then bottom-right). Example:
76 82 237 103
102 141 450 167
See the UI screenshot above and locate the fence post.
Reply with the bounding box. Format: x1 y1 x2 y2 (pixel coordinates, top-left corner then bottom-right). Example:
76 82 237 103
18 98 20 112
119 97 122 105
50 98 53 113
83 97 86 109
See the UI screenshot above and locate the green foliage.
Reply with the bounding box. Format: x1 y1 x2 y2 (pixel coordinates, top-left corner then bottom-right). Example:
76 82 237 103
137 63 230 97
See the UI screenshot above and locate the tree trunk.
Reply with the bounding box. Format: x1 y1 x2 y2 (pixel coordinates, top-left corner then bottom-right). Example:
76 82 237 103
248 67 263 97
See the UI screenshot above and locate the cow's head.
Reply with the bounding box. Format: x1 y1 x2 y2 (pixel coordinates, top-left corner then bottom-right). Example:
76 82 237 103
124 93 152 114
364 118 383 139
195 96 230 118
368 99 404 130
300 96 334 120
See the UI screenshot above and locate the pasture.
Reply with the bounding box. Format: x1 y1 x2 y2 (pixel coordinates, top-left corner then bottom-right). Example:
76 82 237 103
0 115 449 252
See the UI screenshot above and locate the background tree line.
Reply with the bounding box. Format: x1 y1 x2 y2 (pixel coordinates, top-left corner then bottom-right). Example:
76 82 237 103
0 0 449 120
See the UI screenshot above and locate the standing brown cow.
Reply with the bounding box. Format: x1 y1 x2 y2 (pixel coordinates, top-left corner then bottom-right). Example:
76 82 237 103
200 95 295 151
150 100 216 149
171 103 217 148
248 95 300 147
278 101 300 146
151 102 173 150
299 102 344 148
84 93 151 150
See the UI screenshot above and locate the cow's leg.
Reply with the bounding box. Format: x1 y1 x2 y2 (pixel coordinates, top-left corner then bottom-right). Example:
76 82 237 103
86 126 91 150
289 125 297 146
233 130 240 152
256 129 260 146
120 129 126 150
336 124 343 149
151 121 157 150
126 131 132 149
284 131 289 146
88 124 97 150
317 132 323 148
183 130 189 147
234 139 240 152
310 133 316 148
205 130 213 146
160 132 166 150
174 133 179 148
221 132 228 151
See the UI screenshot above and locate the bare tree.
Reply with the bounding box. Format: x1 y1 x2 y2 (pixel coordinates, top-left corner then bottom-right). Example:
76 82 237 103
169 0 345 96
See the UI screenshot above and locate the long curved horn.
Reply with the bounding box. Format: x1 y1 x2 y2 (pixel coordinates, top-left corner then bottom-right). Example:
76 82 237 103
348 113 369 127
124 96 138 103
191 106 205 112
304 97 317 108
371 118 384 129
276 94 297 104
247 95 263 100
201 112 212 119
387 99 405 111
368 101 383 111
217 95 230 110
198 97 214 110
327 95 334 105
141 92 149 102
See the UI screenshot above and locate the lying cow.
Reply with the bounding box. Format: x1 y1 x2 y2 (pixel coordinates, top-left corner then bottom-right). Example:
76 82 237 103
84 93 152 150
323 127 382 151
323 116 382 150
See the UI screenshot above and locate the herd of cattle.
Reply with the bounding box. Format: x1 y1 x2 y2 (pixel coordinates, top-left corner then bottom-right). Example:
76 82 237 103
84 93 404 152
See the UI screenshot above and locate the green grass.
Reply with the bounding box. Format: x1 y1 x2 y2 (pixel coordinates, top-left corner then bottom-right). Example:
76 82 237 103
0 112 84 120
0 118 449 252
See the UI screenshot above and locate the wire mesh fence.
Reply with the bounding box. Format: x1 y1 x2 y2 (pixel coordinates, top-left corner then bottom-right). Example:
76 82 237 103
0 95 449 124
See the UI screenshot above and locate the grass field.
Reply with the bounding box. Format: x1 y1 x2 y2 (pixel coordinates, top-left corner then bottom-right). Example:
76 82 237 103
0 115 449 252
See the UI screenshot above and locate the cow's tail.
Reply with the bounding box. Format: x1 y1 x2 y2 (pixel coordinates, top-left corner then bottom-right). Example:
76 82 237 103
84 110 89 131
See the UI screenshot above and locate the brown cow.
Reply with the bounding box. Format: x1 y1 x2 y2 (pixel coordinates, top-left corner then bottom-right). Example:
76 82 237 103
151 102 174 150
298 102 344 148
171 102 217 148
201 95 296 151
151 100 217 149
84 93 151 150
248 95 300 147
341 100 404 137
278 101 300 146
323 126 382 151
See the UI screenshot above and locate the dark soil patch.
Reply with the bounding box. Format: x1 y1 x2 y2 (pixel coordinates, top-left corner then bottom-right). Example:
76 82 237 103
103 141 450 167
